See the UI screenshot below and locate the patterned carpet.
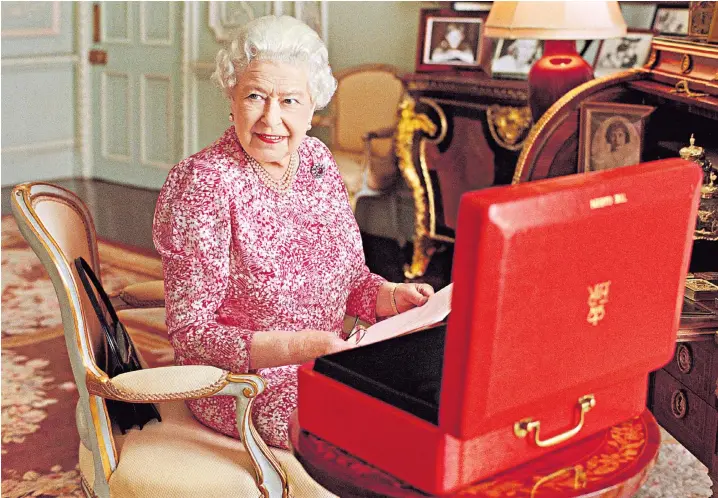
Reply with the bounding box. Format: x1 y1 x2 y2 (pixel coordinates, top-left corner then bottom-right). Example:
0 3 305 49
0 216 713 497
1 217 172 497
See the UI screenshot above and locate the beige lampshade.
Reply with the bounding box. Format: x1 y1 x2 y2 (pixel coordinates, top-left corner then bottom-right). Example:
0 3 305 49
484 1 627 40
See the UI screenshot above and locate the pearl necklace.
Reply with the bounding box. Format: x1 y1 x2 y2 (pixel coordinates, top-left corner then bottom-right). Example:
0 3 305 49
242 151 299 194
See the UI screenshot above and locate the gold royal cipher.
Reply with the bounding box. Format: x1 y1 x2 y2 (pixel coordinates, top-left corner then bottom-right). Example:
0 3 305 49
587 281 611 326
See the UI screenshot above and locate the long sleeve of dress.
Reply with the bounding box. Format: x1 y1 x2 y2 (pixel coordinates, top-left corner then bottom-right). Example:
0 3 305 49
346 264 386 325
153 159 254 374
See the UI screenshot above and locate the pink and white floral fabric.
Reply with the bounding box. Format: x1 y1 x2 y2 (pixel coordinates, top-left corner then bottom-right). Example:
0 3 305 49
153 127 385 448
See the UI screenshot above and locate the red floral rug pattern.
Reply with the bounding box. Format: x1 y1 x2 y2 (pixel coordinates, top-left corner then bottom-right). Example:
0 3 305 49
1 217 172 497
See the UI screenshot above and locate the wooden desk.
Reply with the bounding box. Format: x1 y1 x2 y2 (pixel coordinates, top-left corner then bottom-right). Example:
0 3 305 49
290 410 660 498
647 297 718 496
396 73 530 281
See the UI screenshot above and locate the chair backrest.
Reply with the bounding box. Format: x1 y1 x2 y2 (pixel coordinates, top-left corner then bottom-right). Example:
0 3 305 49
11 182 118 493
333 64 405 155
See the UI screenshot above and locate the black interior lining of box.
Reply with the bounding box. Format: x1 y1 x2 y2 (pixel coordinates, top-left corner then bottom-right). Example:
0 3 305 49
314 323 447 424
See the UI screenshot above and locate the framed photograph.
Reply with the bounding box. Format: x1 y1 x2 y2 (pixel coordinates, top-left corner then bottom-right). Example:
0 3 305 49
688 1 718 38
652 5 690 35
593 31 654 77
417 9 488 72
489 38 543 80
578 102 655 173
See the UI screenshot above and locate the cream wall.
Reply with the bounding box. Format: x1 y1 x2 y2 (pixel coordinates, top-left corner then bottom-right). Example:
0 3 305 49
327 1 424 74
1 1 436 189
1 2 83 187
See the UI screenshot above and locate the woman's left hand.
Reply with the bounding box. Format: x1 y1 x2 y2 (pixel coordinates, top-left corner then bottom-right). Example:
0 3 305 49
393 283 435 314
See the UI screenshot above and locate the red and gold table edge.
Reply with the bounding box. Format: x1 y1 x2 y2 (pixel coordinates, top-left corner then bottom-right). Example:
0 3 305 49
289 410 661 497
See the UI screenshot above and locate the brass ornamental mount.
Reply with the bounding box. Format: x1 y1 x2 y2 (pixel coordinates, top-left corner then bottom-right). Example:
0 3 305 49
671 80 707 98
395 96 445 280
486 105 533 151
681 53 693 74
514 395 596 448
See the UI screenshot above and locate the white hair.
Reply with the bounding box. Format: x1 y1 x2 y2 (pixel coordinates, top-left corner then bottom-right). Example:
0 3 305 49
212 15 337 110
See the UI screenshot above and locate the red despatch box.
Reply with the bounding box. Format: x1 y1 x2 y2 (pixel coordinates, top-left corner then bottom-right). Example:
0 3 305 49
298 159 703 495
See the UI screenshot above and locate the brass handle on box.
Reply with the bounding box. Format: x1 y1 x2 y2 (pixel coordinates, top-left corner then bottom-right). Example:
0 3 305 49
514 395 596 448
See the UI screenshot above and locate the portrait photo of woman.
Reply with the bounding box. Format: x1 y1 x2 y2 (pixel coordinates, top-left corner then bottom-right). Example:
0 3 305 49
590 117 641 171
419 12 485 69
430 23 477 63
578 102 655 173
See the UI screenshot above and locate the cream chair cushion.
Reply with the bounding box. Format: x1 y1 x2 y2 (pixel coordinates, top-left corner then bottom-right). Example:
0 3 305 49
79 401 336 497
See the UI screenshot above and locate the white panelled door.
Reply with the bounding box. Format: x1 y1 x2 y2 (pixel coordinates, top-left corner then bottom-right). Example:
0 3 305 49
91 1 182 188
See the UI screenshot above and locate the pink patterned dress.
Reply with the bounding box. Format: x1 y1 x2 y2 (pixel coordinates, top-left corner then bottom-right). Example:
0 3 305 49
153 127 385 448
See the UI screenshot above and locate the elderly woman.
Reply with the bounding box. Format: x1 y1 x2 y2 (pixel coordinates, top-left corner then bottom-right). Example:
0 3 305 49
153 15 434 449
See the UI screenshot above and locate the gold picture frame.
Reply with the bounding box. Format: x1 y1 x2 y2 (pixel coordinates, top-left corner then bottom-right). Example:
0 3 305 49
688 1 717 39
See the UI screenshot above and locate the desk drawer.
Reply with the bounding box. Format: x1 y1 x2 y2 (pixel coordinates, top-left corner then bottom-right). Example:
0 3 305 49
651 369 717 465
663 340 718 407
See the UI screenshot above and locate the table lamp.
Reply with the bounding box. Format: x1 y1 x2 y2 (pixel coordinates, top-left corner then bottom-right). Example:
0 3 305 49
485 1 627 121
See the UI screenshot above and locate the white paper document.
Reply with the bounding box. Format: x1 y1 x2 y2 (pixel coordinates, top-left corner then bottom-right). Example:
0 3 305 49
358 283 453 347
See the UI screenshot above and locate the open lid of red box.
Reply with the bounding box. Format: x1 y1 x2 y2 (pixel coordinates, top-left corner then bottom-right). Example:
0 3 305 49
440 159 702 439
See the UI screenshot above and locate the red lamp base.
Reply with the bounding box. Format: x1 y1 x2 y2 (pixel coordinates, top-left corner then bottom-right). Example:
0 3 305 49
528 40 594 121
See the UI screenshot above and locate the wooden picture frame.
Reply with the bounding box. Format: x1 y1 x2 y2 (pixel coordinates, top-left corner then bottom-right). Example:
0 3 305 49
489 38 543 80
652 3 690 35
593 30 654 78
416 9 489 72
578 102 655 173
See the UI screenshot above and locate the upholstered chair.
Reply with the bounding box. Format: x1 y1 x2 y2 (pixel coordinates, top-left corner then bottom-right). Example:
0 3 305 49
10 183 334 498
312 64 405 206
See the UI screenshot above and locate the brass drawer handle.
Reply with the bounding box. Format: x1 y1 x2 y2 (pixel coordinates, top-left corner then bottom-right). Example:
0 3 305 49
671 80 707 98
670 390 688 419
514 395 596 448
675 344 693 374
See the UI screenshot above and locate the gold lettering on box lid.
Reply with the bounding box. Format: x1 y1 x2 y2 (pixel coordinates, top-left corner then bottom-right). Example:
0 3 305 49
590 193 627 209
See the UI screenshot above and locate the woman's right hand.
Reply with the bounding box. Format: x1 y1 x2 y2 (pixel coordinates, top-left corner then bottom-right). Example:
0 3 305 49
249 329 353 370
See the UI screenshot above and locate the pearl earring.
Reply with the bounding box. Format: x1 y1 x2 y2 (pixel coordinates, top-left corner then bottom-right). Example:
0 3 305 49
229 113 234 122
